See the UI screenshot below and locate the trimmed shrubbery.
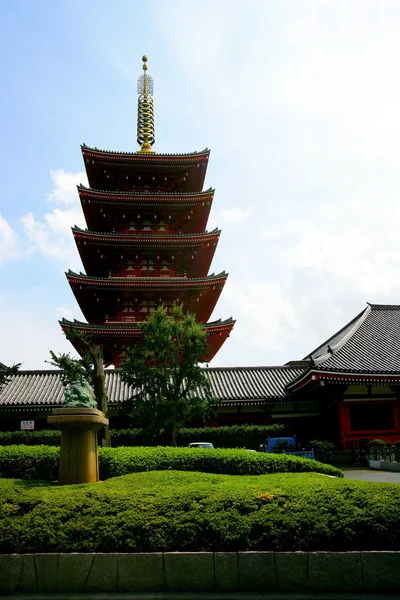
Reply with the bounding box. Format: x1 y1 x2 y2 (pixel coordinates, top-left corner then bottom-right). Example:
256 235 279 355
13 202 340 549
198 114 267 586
0 424 284 449
0 445 59 481
0 444 342 481
0 430 61 446
0 470 399 553
98 446 343 479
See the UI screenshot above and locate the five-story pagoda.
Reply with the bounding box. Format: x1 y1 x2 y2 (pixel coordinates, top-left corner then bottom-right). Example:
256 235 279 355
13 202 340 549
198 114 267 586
60 57 235 366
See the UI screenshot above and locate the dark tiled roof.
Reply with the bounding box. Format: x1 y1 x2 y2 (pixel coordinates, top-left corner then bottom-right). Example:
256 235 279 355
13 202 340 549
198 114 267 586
205 366 304 401
0 366 304 409
0 362 7 370
0 371 131 409
306 303 400 372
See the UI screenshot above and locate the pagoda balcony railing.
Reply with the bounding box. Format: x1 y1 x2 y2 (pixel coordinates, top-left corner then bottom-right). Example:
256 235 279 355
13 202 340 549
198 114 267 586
108 268 185 278
105 309 167 323
105 314 139 323
118 226 176 235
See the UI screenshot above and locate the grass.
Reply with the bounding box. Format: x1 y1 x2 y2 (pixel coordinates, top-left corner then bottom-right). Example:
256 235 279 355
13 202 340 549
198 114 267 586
1 470 400 553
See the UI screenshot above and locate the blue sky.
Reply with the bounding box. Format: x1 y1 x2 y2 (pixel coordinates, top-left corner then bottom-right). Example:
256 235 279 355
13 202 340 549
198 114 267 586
2 0 400 369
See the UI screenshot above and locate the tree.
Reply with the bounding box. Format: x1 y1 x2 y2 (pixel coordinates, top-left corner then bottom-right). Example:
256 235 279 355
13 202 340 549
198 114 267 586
120 304 218 446
0 363 21 393
49 328 111 446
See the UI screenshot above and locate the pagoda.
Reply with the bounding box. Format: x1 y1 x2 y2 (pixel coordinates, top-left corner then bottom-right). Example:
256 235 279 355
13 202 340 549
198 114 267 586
60 56 235 367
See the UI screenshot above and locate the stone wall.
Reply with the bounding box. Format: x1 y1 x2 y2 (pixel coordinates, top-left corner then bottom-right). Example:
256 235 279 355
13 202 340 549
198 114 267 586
1 551 400 595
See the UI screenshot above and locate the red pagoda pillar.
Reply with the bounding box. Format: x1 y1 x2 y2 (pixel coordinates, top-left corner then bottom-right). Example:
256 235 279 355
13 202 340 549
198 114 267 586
60 56 235 367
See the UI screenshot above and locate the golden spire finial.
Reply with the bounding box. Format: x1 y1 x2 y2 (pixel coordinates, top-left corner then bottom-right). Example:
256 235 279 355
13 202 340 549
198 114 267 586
137 55 155 154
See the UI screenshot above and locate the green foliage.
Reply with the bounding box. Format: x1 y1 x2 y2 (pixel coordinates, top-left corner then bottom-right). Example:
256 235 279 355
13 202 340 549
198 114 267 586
309 439 335 463
0 363 21 392
120 304 218 445
1 470 400 553
0 424 285 449
0 444 342 482
0 445 58 480
368 439 386 447
98 446 342 479
111 424 285 448
0 431 61 446
47 350 94 387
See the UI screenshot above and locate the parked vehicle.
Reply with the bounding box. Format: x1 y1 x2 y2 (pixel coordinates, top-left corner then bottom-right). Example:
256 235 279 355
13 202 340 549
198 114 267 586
188 442 215 449
259 437 314 459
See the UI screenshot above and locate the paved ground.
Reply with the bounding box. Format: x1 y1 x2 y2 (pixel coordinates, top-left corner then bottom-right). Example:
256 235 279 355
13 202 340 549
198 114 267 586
343 467 400 483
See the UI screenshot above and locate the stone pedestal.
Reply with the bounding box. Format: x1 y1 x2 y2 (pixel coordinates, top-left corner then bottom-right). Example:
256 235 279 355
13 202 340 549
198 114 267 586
48 408 109 484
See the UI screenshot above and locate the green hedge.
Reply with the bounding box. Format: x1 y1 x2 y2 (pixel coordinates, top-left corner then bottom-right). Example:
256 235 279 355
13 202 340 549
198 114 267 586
0 470 398 553
0 445 342 481
99 446 342 478
0 446 59 480
0 430 61 446
0 424 284 449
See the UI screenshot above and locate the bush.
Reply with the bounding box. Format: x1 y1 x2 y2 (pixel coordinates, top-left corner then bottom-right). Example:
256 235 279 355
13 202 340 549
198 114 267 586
0 471 399 553
0 445 342 481
0 445 58 480
98 447 342 479
112 424 286 449
0 430 61 446
309 439 335 463
368 439 385 447
0 424 285 449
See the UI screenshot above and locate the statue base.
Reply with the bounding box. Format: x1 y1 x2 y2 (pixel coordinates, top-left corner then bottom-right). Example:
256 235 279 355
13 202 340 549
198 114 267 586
48 408 109 485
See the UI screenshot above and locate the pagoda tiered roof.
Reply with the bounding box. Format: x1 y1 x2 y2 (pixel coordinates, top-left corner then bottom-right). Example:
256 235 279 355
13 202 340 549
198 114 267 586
59 58 234 367
66 270 228 324
81 145 210 193
73 227 220 278
60 317 235 366
78 186 214 234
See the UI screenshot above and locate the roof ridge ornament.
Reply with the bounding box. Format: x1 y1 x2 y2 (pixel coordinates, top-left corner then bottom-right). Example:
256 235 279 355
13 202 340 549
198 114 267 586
136 55 155 154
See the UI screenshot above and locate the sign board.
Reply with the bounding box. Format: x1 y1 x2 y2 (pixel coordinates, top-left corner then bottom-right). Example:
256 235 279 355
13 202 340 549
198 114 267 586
20 420 35 431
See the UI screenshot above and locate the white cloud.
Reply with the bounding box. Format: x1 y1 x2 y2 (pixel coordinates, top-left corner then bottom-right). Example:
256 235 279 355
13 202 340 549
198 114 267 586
54 305 77 322
0 293 82 369
20 170 86 268
220 208 251 223
224 282 300 353
47 170 87 205
0 215 19 265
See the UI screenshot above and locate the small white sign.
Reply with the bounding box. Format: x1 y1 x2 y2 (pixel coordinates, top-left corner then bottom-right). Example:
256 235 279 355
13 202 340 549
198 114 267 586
20 420 35 431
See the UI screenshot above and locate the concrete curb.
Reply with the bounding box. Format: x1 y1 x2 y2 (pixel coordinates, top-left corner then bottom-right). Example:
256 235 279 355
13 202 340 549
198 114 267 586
369 459 400 472
1 552 400 595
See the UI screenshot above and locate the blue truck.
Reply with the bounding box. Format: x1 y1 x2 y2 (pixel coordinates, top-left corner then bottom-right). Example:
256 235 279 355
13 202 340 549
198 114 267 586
260 437 315 459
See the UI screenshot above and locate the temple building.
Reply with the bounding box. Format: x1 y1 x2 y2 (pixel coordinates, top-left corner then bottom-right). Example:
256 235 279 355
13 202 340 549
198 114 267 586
2 60 400 449
2 303 400 448
60 56 235 366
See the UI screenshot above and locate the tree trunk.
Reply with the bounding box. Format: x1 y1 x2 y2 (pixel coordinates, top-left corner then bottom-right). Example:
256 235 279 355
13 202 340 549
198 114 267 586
170 425 179 447
92 344 111 447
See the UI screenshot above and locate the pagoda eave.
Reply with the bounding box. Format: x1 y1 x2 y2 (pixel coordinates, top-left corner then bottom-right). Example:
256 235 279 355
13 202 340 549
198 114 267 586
60 317 235 366
74 232 219 279
68 280 226 324
81 145 210 163
78 187 214 234
66 271 227 290
72 228 220 246
82 146 210 193
78 185 215 203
